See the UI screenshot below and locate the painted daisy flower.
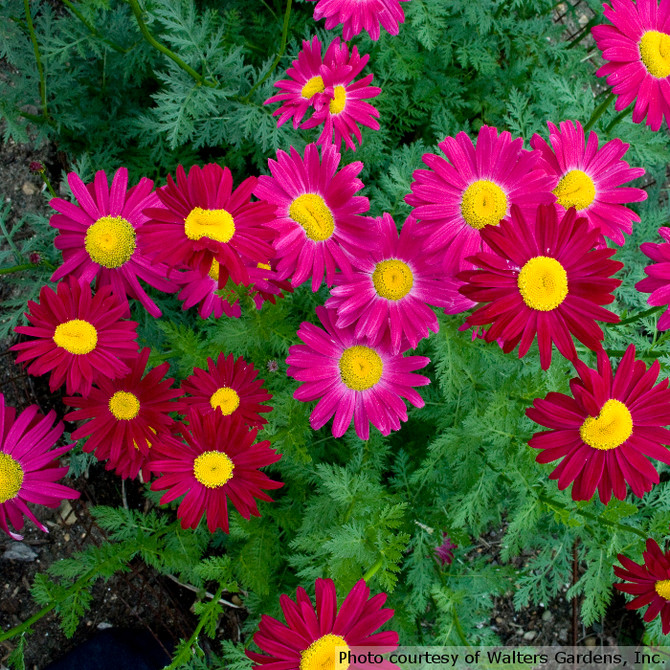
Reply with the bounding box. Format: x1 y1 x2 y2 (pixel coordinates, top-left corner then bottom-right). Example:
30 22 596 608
526 345 670 504
434 533 457 567
49 168 178 318
141 163 276 285
246 578 398 670
175 259 242 320
615 539 670 634
286 306 430 440
326 214 461 354
592 0 670 131
636 227 670 330
181 353 273 429
301 41 381 152
254 143 373 291
249 259 294 310
0 394 79 541
530 120 647 245
459 205 622 371
149 411 283 533
12 278 139 395
405 126 556 267
63 348 184 480
309 0 408 41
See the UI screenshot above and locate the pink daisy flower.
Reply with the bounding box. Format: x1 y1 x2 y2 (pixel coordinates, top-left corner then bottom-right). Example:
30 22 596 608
254 143 373 291
141 164 276 286
405 126 556 270
248 259 294 310
636 227 670 330
0 394 79 541
459 205 623 371
309 0 408 41
49 168 178 318
12 278 139 395
175 259 241 320
530 120 646 246
286 306 430 440
63 348 184 480
592 0 670 131
326 213 464 354
246 578 398 670
301 41 381 152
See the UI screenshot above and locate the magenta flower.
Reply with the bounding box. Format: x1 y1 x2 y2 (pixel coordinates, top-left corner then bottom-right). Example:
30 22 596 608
49 168 178 318
0 394 79 540
175 259 241 320
434 533 457 566
636 227 670 330
530 120 646 246
286 306 430 440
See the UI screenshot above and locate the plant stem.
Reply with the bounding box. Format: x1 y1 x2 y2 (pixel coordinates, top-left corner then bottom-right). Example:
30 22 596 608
125 0 216 87
362 556 384 582
605 103 634 134
23 0 48 120
611 304 665 326
567 16 599 49
40 172 57 198
0 263 35 275
584 92 615 132
61 0 127 53
242 0 292 102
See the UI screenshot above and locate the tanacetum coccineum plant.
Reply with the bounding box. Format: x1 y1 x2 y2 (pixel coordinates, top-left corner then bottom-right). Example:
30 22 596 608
5 0 670 665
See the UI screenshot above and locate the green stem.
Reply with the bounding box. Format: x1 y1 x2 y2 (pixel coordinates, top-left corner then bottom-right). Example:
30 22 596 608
606 348 664 360
0 212 22 264
23 0 48 120
584 92 615 133
242 0 292 102
567 16 599 49
0 263 35 275
362 557 384 582
125 0 216 87
611 305 665 326
61 0 128 53
605 103 634 134
40 172 57 198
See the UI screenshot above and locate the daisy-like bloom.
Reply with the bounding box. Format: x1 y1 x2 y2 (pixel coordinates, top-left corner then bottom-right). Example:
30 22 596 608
286 306 430 440
301 41 381 152
326 214 462 354
175 259 242 320
49 168 178 318
149 411 282 533
636 227 670 330
246 578 398 670
526 345 670 504
592 0 670 131
405 126 555 265
141 164 276 285
459 205 622 371
12 278 139 395
248 259 294 310
434 533 457 567
63 348 184 480
0 394 79 541
309 0 408 41
530 120 646 245
181 353 273 429
254 143 373 291
615 539 670 634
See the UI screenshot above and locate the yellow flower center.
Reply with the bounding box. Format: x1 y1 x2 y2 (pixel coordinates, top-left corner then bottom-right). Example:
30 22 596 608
257 262 271 271
302 75 325 99
109 391 141 420
579 399 633 451
0 453 24 504
184 207 236 243
299 634 350 670
655 580 670 600
53 319 98 355
460 180 508 230
329 85 347 114
193 451 235 488
289 194 335 241
517 256 568 312
339 346 383 391
84 216 137 269
372 259 414 300
209 387 241 416
639 30 670 78
553 169 596 211
209 259 220 282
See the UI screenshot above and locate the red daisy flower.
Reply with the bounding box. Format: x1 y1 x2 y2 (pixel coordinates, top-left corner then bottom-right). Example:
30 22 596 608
149 411 283 533
141 164 276 286
246 578 398 670
526 345 670 504
615 538 670 634
181 353 273 429
12 278 139 395
49 168 178 318
530 120 647 246
459 205 622 370
63 348 184 480
309 0 408 41
0 394 79 541
636 227 670 330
